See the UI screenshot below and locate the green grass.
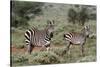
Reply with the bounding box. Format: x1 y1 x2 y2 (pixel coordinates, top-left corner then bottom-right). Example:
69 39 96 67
11 28 25 48
11 2 96 66
11 51 63 66
11 42 96 66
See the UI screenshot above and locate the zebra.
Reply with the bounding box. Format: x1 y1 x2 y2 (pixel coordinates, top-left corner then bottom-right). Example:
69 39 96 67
24 20 55 54
63 25 91 56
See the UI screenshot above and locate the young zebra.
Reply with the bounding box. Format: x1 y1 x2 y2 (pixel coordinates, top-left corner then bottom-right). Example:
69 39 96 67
63 25 91 56
24 20 55 54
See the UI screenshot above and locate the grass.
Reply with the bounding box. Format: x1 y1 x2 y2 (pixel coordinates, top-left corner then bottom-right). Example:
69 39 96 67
11 51 63 66
11 42 96 66
11 2 96 66
11 28 25 48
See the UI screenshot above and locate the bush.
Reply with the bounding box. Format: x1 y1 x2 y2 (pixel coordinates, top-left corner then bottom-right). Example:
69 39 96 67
76 55 96 62
11 1 44 28
11 54 28 66
11 15 29 28
51 47 66 56
67 8 77 24
28 51 61 64
11 51 64 66
67 6 89 25
78 7 89 25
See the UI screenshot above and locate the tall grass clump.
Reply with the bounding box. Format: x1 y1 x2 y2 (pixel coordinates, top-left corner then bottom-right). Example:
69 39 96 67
28 51 62 65
11 54 28 66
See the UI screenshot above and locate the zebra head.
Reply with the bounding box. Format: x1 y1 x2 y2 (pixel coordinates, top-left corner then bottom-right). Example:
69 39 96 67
81 25 92 37
46 20 55 38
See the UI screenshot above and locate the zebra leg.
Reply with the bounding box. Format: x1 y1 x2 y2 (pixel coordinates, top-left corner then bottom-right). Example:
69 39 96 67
67 43 71 55
63 42 71 54
40 45 50 51
80 44 84 56
40 45 46 51
27 44 33 54
45 44 50 51
45 40 51 51
46 47 50 51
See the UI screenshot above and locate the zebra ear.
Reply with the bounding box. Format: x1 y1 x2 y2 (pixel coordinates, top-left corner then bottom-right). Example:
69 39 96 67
84 26 87 29
84 25 90 29
52 20 55 24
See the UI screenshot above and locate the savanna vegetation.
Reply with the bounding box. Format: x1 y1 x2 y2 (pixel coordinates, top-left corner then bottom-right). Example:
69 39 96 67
11 1 96 66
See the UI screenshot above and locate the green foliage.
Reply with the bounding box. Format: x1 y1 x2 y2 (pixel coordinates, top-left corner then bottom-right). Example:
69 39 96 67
68 8 77 24
51 47 66 56
12 55 28 63
11 1 44 28
89 13 96 20
11 28 25 48
11 54 28 66
76 55 96 62
11 15 29 28
11 51 63 66
29 51 61 64
67 6 90 25
78 7 89 25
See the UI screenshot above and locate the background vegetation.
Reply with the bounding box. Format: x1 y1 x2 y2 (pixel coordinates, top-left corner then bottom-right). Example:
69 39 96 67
11 1 96 66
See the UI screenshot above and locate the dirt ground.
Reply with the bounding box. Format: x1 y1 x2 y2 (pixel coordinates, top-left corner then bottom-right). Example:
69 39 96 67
11 45 63 53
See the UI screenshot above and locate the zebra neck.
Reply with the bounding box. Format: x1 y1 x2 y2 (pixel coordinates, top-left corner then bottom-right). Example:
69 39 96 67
44 30 51 41
80 30 88 38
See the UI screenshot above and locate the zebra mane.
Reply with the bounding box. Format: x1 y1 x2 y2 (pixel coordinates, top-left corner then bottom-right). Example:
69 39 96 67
31 26 38 30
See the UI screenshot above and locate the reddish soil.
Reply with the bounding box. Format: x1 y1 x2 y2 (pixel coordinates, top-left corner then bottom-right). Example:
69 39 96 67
11 47 43 53
11 45 63 53
11 47 26 53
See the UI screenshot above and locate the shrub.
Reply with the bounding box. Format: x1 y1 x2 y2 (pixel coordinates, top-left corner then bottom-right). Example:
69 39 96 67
28 51 61 64
67 8 77 24
11 54 28 65
67 6 90 25
76 55 96 62
78 7 89 25
11 1 44 28
51 47 66 56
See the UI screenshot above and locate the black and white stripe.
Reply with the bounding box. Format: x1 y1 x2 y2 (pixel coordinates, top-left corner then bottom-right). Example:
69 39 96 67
24 20 54 54
63 25 91 56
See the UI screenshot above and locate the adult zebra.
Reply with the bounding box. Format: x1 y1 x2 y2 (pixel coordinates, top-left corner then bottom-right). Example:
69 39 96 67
24 20 55 54
63 25 92 56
